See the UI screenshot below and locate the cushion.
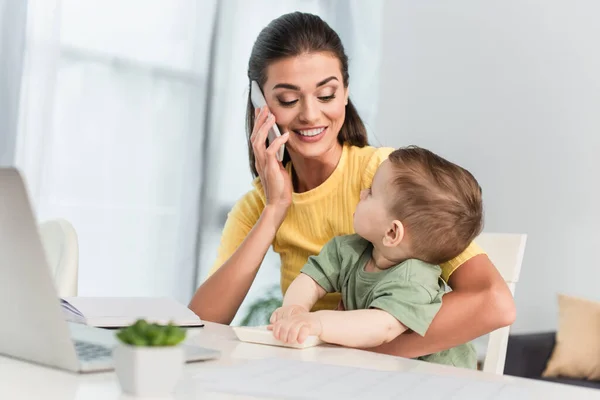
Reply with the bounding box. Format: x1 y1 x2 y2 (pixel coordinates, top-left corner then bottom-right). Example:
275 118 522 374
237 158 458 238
542 294 600 381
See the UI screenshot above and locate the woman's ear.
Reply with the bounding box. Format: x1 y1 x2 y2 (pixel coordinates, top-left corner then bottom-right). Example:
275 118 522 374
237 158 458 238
344 86 349 106
382 220 404 247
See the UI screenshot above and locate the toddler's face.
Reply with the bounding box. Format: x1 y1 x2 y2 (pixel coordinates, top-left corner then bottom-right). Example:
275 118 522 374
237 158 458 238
353 160 396 243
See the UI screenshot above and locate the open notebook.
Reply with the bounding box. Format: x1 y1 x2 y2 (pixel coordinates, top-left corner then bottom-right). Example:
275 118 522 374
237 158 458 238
60 297 204 328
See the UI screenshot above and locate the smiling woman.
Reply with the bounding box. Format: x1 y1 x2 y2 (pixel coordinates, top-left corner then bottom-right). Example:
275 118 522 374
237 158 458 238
266 56 347 155
189 11 515 361
243 13 369 183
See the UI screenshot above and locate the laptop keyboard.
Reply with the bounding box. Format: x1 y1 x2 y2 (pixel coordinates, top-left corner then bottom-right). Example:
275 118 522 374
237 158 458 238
73 340 112 361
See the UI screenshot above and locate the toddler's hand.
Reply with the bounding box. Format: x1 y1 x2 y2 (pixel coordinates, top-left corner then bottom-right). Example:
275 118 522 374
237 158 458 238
270 305 308 324
268 313 322 344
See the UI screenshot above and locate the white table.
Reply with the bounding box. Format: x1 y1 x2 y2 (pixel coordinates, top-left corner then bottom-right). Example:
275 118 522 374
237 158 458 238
0 322 598 399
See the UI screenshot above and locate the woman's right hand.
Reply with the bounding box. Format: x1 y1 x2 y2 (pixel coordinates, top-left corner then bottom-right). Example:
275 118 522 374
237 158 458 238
251 106 292 224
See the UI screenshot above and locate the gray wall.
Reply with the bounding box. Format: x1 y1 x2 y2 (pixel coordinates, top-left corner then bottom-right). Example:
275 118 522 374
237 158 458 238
376 1 600 333
0 0 27 165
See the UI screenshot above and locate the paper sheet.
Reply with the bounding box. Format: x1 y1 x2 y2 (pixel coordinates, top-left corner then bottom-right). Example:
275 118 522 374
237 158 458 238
194 358 531 399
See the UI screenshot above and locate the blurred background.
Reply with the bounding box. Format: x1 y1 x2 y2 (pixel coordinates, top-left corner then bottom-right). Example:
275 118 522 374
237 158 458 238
1 0 599 330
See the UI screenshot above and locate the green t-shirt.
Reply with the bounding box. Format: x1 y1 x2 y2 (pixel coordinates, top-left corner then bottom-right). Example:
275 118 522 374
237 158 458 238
300 234 476 369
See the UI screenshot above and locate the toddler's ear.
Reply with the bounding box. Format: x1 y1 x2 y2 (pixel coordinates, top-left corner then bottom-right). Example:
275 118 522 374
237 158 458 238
382 220 404 247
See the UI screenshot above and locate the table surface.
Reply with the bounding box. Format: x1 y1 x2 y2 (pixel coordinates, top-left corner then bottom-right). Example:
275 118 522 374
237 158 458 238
0 322 598 399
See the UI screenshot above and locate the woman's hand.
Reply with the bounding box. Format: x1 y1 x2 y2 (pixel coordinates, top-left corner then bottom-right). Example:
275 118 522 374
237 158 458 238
251 106 292 226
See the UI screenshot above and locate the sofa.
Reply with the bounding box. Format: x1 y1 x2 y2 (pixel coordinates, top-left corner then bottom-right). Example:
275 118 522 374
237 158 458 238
504 332 600 390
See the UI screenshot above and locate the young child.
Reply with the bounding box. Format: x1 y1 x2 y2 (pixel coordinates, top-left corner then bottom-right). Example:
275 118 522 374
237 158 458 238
268 146 484 369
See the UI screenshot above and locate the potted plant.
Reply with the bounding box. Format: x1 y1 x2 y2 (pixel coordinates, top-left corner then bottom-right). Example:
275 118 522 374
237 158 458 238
113 319 187 396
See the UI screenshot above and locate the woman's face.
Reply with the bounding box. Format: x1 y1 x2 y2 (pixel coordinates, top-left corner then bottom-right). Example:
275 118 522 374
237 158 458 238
262 52 349 160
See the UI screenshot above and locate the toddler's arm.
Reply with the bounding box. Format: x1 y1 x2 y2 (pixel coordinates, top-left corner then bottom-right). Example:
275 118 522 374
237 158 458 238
270 273 327 323
271 236 344 323
271 308 407 348
317 309 407 348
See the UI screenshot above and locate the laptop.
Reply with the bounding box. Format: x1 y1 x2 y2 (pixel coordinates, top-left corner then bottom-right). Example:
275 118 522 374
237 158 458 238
0 168 220 373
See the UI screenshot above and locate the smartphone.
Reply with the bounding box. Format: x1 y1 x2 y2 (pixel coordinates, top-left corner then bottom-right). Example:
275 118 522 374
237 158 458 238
250 80 285 162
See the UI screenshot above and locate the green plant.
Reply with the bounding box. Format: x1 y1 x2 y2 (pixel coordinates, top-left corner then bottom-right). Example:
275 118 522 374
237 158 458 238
116 319 186 346
239 284 282 326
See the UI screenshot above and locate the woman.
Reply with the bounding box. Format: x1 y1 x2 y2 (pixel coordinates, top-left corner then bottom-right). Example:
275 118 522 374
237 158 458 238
189 11 515 359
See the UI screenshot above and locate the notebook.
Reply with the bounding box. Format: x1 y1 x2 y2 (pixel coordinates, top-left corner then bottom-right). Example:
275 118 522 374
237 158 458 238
233 325 324 349
60 297 204 328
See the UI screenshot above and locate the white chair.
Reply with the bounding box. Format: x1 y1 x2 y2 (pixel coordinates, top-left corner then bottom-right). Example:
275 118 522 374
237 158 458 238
473 233 527 375
38 218 79 297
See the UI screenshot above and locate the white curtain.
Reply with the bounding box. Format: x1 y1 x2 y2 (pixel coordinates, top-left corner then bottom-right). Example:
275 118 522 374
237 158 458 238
0 0 27 165
13 0 384 313
16 0 217 303
196 0 385 324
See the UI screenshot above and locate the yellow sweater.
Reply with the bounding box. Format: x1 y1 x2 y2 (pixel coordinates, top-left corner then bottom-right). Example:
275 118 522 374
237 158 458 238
209 144 484 310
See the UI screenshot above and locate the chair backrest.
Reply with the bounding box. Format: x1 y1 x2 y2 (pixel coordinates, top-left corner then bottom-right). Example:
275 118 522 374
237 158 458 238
474 233 527 375
38 219 79 297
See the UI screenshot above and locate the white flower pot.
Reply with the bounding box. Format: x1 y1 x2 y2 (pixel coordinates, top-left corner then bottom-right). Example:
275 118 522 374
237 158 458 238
113 344 184 396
